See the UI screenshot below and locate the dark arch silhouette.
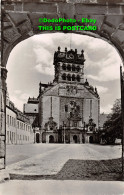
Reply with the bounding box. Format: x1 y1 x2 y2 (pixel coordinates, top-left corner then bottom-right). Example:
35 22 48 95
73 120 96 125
67 64 71 71
62 63 66 70
49 135 54 143
89 136 93 143
72 74 76 81
77 75 80 82
36 133 40 143
62 73 66 80
67 74 71 81
72 65 76 71
73 135 78 143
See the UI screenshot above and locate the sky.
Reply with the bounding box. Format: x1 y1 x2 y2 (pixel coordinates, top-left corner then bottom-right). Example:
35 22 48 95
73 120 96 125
6 33 123 113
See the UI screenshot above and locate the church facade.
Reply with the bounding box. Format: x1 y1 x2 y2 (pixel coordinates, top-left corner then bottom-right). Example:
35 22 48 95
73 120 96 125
36 47 100 144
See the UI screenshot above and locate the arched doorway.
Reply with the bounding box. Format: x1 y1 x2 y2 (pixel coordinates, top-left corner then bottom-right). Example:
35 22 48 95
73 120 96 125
36 133 40 143
49 135 54 143
89 136 93 143
73 135 78 143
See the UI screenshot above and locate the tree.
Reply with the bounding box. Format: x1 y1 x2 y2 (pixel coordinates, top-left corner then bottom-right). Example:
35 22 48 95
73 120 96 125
102 99 122 144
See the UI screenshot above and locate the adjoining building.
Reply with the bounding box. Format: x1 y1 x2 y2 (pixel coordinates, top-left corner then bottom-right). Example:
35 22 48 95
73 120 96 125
24 47 100 144
6 94 34 144
23 97 39 125
23 97 39 143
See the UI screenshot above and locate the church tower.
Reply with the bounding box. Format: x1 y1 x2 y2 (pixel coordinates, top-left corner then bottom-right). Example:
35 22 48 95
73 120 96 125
53 47 85 84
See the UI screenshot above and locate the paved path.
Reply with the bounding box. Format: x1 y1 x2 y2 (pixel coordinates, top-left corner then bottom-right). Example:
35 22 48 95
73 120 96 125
6 144 122 175
0 180 124 195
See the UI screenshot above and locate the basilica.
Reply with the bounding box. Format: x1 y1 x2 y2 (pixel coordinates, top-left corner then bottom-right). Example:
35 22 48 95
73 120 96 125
24 47 100 144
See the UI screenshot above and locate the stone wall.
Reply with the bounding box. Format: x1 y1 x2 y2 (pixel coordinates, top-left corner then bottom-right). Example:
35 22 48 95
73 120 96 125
1 0 124 171
1 0 124 68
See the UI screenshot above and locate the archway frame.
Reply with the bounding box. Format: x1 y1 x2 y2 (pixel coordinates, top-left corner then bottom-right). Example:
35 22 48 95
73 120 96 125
1 1 124 174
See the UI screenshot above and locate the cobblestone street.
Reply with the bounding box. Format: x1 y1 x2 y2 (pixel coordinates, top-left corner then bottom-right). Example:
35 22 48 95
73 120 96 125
6 143 122 179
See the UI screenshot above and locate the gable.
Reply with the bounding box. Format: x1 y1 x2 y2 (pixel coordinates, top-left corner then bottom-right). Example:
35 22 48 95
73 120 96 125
58 83 99 100
43 84 59 96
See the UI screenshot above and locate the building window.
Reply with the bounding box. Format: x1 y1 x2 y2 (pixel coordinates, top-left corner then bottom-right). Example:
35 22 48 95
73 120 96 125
65 105 68 112
72 65 75 71
62 73 66 80
7 115 9 125
10 116 11 125
12 132 13 142
17 121 19 129
72 74 76 81
62 63 66 70
14 133 15 142
67 64 71 71
12 117 13 126
13 118 15 126
67 74 71 81
77 75 80 82
7 131 9 143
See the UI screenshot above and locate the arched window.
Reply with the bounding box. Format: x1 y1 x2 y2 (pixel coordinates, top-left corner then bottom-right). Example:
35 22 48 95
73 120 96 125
77 75 80 82
72 65 75 71
72 74 76 81
62 73 66 80
67 64 71 71
62 63 66 70
67 74 71 81
49 135 54 143
76 66 80 72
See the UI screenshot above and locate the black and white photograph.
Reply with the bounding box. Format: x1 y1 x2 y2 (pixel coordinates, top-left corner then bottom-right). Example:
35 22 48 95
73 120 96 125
0 0 124 195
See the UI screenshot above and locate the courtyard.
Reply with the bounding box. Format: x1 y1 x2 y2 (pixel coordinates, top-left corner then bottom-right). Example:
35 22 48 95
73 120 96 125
6 143 122 180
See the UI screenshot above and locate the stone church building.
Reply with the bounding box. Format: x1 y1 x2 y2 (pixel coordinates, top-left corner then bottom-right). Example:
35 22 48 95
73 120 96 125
24 47 100 144
37 47 100 144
